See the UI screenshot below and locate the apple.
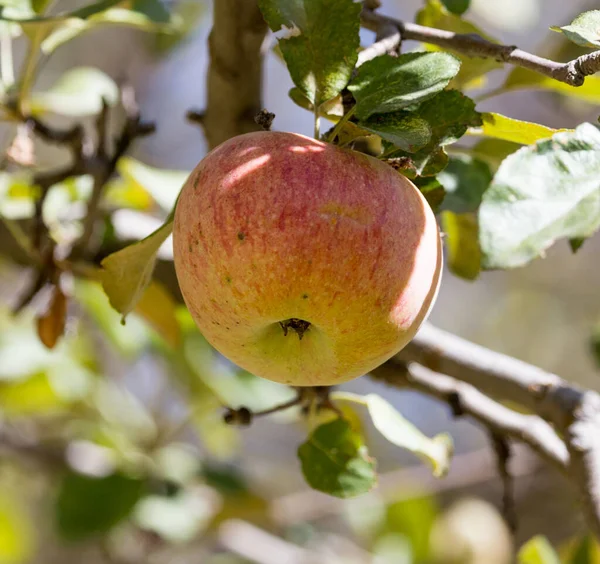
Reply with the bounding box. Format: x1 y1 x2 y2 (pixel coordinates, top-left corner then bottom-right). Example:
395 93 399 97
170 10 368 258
173 131 442 386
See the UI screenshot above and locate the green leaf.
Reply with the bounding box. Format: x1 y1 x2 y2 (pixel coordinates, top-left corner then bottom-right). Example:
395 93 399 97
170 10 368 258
56 472 146 541
298 418 377 498
441 0 469 15
504 67 600 104
383 90 480 175
518 536 561 564
416 89 481 147
348 53 460 119
477 112 569 145
41 7 178 54
416 177 446 211
100 218 173 320
358 112 431 152
551 10 600 48
29 67 118 116
470 138 521 170
479 123 600 269
334 392 453 477
259 0 360 107
441 211 481 280
383 496 439 562
116 157 189 213
31 0 50 14
569 535 596 564
591 322 600 370
569 237 586 253
417 0 501 89
132 0 170 23
288 87 344 119
438 154 492 213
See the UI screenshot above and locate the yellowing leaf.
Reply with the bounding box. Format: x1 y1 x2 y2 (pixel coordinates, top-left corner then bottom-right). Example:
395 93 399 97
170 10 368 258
0 491 34 564
475 113 569 145
333 392 453 477
100 219 173 320
116 157 189 213
0 372 63 416
441 211 481 280
36 284 67 349
518 535 561 564
134 280 180 348
504 67 600 104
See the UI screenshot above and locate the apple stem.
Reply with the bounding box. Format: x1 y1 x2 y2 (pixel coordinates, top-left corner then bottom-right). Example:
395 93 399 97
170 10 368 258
279 318 311 340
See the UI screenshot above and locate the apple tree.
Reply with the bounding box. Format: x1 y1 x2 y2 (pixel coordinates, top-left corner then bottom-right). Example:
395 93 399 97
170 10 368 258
0 0 600 561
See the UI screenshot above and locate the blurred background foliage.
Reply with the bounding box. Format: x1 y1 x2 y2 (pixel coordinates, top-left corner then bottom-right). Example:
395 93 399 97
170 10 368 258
0 0 600 562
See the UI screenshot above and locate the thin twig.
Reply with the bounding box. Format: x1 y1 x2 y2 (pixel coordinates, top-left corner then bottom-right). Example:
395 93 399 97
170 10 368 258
490 432 518 534
361 5 600 87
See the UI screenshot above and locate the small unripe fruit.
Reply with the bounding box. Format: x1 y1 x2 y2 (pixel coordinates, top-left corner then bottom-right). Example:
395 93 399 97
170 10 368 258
173 131 442 386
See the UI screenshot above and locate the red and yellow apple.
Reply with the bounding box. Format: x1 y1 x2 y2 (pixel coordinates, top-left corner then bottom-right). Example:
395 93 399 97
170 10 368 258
173 131 442 386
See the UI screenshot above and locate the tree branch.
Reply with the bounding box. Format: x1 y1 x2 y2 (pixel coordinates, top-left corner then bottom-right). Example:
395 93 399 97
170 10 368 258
391 322 600 538
195 0 268 149
371 362 570 472
361 6 600 87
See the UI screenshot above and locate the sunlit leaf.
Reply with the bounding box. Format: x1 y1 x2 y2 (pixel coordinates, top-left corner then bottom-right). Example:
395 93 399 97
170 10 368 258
29 67 118 116
41 6 178 54
333 392 453 477
116 157 189 213
441 211 481 280
348 53 461 119
100 218 173 320
475 112 570 145
134 489 218 543
298 418 377 498
56 472 146 541
259 0 360 107
0 172 36 220
518 535 561 564
551 10 600 48
504 67 600 104
479 123 600 269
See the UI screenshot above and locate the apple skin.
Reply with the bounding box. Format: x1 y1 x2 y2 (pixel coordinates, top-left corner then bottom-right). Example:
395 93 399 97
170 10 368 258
173 131 442 386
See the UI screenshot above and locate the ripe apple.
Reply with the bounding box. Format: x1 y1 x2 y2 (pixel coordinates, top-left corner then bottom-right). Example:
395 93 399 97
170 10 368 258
173 131 442 386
